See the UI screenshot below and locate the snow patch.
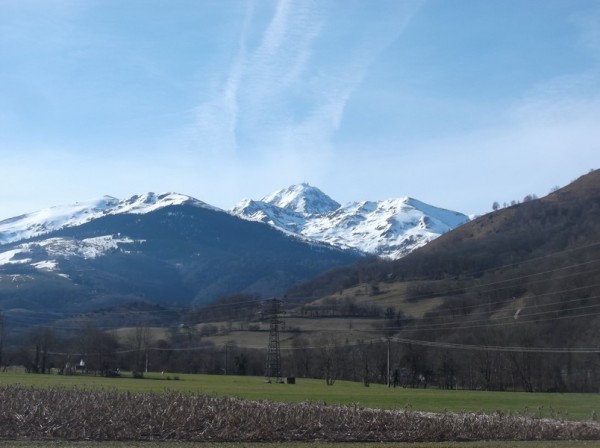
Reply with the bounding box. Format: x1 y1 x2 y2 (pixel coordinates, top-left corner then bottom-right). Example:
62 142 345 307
0 249 32 266
32 260 58 271
35 235 138 260
0 235 140 271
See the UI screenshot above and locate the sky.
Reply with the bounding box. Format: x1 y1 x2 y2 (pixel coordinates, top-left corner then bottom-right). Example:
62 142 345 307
0 0 599 221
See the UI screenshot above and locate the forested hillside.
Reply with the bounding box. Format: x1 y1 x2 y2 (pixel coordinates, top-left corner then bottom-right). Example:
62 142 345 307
282 169 600 391
289 170 600 297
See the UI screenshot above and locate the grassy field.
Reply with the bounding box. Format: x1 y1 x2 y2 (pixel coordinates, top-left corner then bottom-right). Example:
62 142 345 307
143 282 446 349
106 281 477 349
317 281 444 318
1 370 599 421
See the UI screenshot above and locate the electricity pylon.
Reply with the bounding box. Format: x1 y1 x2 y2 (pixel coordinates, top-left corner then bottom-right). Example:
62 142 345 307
263 297 284 383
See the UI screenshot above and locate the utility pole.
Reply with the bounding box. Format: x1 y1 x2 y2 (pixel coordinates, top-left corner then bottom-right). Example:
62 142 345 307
263 298 284 383
224 343 229 375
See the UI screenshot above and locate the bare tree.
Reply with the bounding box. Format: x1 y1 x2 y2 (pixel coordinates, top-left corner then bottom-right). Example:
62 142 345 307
80 324 119 376
29 327 55 374
131 322 149 378
290 336 312 378
319 338 343 386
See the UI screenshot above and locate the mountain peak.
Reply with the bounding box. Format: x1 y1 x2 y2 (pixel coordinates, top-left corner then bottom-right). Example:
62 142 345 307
114 192 216 214
0 192 218 245
261 183 340 215
231 184 469 259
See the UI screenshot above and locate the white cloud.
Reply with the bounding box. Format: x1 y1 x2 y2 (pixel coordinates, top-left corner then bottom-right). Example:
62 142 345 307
572 7 600 61
190 1 419 167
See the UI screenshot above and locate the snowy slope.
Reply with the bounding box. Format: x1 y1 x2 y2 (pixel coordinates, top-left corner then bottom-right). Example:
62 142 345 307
0 193 215 245
231 183 341 235
230 199 307 235
232 185 470 259
0 236 139 274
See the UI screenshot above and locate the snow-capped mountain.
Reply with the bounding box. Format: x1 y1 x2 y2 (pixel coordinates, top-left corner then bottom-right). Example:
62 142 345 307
0 193 210 283
262 183 341 214
0 193 360 315
1 185 469 265
0 192 214 245
0 186 468 316
232 184 469 259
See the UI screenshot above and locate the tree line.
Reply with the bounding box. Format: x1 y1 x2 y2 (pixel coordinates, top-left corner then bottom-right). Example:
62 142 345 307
2 307 599 393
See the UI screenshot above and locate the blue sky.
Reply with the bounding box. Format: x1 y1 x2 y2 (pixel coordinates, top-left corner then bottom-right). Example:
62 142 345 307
1 0 599 220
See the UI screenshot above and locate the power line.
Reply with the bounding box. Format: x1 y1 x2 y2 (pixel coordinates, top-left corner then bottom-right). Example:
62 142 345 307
363 259 600 307
4 256 599 331
3 241 599 322
392 310 600 333
45 324 600 357
389 336 600 354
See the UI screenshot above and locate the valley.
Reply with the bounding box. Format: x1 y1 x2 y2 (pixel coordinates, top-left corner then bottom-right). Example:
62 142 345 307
0 170 599 394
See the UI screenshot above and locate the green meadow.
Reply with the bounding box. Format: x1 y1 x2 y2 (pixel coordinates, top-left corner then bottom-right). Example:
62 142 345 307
1 370 599 421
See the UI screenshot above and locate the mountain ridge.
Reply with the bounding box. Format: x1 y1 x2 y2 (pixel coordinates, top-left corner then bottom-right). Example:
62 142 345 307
0 202 361 315
232 184 470 259
2 185 469 260
0 184 468 316
0 192 215 246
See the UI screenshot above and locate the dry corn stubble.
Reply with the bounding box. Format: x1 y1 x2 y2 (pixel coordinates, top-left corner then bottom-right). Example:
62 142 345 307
1 386 599 442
